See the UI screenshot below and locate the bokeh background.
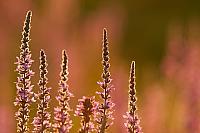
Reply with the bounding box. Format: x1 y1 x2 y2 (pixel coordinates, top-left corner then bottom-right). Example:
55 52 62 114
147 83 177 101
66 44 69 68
1 0 200 132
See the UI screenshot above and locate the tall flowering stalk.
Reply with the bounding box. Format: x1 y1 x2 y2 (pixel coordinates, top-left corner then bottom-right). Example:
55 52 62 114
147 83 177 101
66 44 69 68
75 96 98 133
33 50 51 132
96 28 115 133
53 50 73 133
14 11 35 133
124 61 142 133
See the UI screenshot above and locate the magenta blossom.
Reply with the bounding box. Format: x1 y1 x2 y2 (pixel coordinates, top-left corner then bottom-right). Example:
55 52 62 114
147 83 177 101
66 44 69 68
75 96 98 133
32 50 51 132
96 28 115 133
53 50 73 133
14 11 35 133
123 61 142 133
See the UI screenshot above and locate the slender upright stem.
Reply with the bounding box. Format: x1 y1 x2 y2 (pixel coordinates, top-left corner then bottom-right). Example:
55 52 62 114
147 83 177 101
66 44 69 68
14 11 34 133
33 50 51 132
124 61 142 133
53 50 73 133
97 28 114 133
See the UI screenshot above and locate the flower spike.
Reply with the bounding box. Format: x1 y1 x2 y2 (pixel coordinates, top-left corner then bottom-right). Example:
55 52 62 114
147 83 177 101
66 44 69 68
33 50 51 132
96 28 115 133
14 10 35 133
124 61 142 133
53 50 73 133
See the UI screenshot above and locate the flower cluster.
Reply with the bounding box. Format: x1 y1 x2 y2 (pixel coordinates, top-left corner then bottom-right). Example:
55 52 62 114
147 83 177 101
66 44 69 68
33 50 51 132
96 28 115 133
75 96 98 133
53 50 73 133
14 11 143 133
14 11 35 133
123 61 142 133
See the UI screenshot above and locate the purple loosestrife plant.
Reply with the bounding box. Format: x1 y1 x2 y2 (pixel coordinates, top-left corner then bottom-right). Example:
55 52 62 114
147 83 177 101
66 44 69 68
14 11 35 133
75 96 98 133
123 61 142 133
53 50 73 133
33 50 51 132
96 28 115 133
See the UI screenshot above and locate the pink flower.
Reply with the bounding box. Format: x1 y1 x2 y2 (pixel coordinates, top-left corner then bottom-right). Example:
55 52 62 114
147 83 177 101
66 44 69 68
124 61 142 133
75 96 98 133
96 28 115 133
32 50 51 132
14 11 35 133
53 50 73 133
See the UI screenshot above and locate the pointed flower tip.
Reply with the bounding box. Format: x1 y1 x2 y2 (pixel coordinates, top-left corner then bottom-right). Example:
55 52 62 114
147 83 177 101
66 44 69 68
131 61 135 71
103 28 107 37
103 28 107 33
27 10 32 17
40 49 45 55
132 61 135 66
25 11 32 23
62 50 68 59
62 49 66 54
40 49 43 53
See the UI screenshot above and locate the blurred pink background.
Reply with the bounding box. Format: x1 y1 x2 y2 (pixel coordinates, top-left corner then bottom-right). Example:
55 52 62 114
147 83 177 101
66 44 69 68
1 0 200 132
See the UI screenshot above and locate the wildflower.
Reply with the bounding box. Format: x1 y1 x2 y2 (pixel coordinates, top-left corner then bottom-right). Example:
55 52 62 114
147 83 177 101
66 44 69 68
75 96 98 133
123 61 142 133
33 50 51 132
96 28 115 133
53 50 73 133
14 11 35 133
